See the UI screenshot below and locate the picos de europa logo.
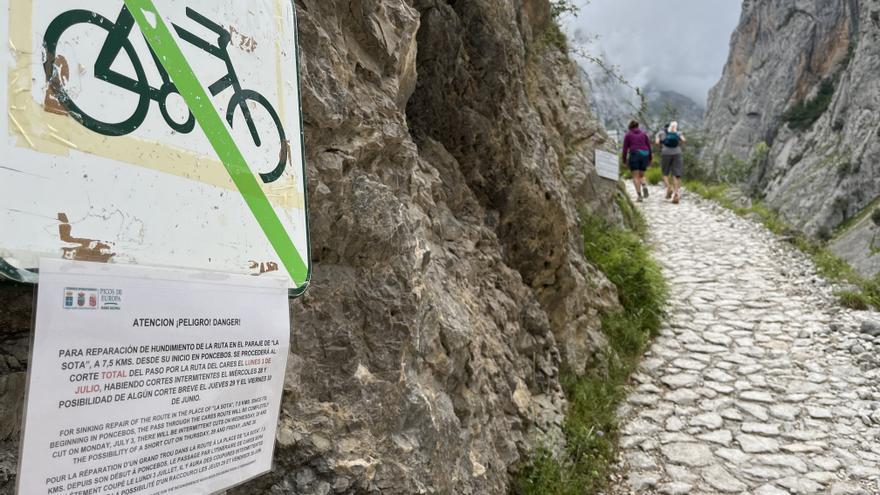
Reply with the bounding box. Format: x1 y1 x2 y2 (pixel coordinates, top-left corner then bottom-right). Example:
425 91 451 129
64 287 123 310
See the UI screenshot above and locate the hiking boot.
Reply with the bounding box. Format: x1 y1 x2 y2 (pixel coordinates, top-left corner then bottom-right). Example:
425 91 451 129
643 186 649 198
672 193 680 204
666 188 673 200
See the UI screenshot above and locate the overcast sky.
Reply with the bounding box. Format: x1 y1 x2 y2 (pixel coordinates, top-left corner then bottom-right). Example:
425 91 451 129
564 0 743 105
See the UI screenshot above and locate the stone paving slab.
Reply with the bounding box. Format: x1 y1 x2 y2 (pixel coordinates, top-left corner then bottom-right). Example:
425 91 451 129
609 187 880 495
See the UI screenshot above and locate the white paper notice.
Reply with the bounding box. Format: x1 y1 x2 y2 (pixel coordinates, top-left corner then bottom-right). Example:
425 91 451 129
18 259 291 495
595 149 620 182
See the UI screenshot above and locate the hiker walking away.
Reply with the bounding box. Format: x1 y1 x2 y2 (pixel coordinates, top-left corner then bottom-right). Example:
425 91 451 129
656 124 672 196
656 121 685 204
622 120 652 202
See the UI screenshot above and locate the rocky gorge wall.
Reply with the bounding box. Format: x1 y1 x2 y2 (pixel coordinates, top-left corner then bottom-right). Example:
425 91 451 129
0 1 624 493
703 0 880 276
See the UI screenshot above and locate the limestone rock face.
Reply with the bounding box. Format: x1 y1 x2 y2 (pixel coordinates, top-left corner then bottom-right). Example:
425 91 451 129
704 0 858 162
704 0 880 274
830 213 880 277
0 1 622 494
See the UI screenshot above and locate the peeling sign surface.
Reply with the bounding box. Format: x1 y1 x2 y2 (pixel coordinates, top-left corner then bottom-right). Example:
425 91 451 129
57 212 116 263
0 0 310 295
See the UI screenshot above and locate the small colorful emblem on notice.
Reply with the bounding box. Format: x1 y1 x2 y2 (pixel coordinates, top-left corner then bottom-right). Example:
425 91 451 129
64 288 98 309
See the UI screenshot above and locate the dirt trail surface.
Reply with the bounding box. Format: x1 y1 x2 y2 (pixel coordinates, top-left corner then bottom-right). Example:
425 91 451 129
611 188 880 495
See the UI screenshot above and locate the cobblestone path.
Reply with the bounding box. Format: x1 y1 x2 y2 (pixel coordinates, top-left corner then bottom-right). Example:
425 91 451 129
611 188 880 495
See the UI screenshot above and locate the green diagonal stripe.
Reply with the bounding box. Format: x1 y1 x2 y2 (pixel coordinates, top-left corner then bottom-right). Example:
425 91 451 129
124 0 308 287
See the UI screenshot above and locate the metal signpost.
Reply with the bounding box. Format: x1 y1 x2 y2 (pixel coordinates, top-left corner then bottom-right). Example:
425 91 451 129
0 0 310 296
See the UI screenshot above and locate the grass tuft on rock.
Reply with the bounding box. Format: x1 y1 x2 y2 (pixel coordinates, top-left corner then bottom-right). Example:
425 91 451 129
615 191 647 238
685 180 880 310
580 214 667 329
513 210 667 495
645 166 663 186
837 290 870 311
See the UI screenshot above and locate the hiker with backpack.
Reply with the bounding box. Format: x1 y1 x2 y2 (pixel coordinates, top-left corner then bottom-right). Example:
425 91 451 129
656 121 685 204
622 120 653 202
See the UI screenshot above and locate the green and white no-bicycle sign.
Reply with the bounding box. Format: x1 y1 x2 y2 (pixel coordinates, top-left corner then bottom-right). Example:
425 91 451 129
0 0 311 296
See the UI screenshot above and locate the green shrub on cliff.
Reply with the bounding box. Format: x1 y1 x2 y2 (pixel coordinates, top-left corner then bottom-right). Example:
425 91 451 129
541 0 580 52
681 132 712 182
549 0 579 19
783 78 836 130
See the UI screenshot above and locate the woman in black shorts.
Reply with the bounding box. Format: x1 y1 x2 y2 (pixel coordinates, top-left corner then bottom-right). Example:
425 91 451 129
621 120 653 201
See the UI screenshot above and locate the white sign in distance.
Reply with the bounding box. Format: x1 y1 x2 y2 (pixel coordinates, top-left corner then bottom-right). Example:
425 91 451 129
0 0 311 295
18 259 290 495
595 149 620 182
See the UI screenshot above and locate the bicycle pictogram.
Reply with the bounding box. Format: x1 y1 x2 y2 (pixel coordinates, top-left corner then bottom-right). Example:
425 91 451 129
43 5 288 183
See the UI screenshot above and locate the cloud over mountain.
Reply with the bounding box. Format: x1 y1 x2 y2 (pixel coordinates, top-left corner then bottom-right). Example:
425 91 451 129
566 0 742 105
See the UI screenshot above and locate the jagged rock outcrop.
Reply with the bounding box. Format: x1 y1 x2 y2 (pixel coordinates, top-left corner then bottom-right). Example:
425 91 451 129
703 0 880 275
0 1 624 493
